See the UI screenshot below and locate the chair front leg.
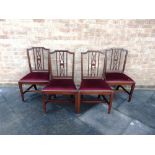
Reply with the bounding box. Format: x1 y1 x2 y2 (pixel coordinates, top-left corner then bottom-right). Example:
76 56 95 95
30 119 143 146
42 94 47 113
18 82 24 102
98 95 101 99
75 92 80 114
128 83 135 102
70 95 74 98
108 93 113 114
48 95 52 100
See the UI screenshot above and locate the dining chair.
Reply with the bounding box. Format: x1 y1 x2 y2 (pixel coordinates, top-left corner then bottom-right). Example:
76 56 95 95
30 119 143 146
105 48 135 102
77 50 114 114
18 47 50 101
42 50 78 113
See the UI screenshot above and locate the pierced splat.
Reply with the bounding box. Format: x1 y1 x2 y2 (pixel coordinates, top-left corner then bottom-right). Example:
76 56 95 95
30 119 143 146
111 49 121 71
59 51 65 76
35 48 42 70
106 48 128 73
90 52 97 76
81 50 106 79
50 50 74 79
27 47 50 72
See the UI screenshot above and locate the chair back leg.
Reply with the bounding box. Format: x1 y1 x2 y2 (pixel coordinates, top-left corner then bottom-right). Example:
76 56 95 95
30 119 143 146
18 82 24 101
33 85 37 90
108 93 113 114
128 83 135 102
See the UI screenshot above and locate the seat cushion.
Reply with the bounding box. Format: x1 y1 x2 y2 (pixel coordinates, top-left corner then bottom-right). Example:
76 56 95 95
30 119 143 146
42 79 77 91
106 72 134 83
79 79 112 91
19 72 49 83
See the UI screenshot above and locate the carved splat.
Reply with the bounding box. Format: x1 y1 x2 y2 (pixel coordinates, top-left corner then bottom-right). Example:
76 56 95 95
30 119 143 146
90 52 97 76
111 49 120 70
51 50 74 78
59 51 65 76
27 47 49 72
106 48 128 72
35 48 42 70
82 51 105 79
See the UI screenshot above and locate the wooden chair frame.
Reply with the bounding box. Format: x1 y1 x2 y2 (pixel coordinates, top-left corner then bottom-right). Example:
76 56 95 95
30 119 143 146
18 47 50 101
77 50 113 114
105 48 135 102
42 50 79 113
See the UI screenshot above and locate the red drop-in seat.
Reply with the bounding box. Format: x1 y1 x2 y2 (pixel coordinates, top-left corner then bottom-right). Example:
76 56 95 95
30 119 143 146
42 79 76 91
80 79 112 91
106 72 134 83
19 72 49 83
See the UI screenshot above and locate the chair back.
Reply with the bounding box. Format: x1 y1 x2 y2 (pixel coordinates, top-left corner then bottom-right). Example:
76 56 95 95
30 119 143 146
49 50 75 80
27 47 50 72
105 48 128 73
81 50 106 80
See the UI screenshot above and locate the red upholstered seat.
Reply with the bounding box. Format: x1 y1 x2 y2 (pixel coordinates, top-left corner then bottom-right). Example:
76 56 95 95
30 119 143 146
106 72 134 83
79 79 112 91
19 72 49 83
42 79 76 91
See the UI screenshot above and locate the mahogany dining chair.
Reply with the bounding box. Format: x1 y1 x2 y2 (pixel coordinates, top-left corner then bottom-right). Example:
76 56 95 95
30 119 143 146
77 50 114 113
105 48 135 102
18 47 50 101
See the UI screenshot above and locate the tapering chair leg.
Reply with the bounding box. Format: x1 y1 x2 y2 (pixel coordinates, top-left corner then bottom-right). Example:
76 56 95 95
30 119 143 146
75 93 80 114
18 82 24 102
116 85 120 90
108 93 113 114
33 84 37 90
48 95 52 100
42 94 46 113
128 83 135 102
81 95 84 99
70 95 74 98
